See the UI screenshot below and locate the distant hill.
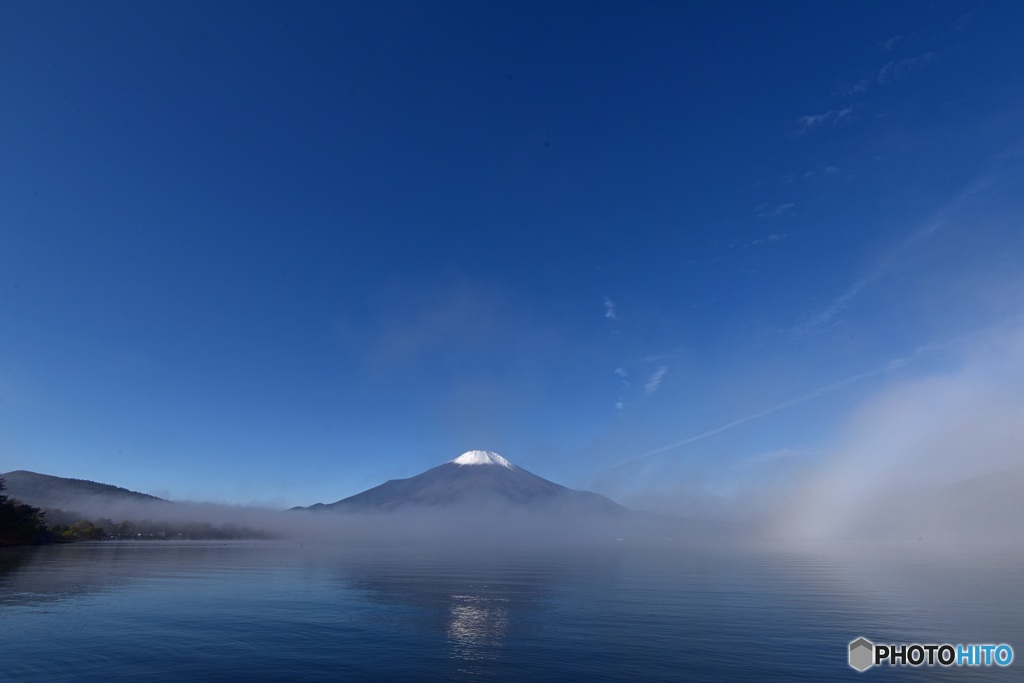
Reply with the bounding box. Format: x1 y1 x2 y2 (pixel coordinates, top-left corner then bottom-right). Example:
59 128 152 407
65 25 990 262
0 470 165 511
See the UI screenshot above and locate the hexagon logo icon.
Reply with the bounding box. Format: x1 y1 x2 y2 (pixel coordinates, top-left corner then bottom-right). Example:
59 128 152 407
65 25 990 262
849 637 874 672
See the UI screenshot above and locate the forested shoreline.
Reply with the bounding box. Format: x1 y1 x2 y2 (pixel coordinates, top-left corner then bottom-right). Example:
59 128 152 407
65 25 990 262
0 477 271 546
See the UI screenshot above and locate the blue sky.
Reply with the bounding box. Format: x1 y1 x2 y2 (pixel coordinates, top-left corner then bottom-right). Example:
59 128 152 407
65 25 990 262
3 2 1023 510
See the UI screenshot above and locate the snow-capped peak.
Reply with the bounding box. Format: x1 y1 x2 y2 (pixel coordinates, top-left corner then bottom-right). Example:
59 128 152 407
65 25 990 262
451 450 515 469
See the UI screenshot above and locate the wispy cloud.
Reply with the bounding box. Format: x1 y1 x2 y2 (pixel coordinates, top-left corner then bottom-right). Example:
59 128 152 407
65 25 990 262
877 35 903 52
834 44 932 97
644 366 668 394
953 7 980 32
878 52 935 83
734 233 788 249
834 79 872 98
639 347 686 363
757 203 795 219
603 296 617 320
793 107 853 135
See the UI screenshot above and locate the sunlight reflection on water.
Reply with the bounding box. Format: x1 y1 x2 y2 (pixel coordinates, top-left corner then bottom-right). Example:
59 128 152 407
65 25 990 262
447 593 508 656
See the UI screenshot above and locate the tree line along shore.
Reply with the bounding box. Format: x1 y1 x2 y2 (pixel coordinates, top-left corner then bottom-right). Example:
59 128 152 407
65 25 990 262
0 477 271 546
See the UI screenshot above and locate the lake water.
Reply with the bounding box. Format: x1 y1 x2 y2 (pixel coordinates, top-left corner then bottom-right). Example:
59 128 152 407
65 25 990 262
1 540 1020 681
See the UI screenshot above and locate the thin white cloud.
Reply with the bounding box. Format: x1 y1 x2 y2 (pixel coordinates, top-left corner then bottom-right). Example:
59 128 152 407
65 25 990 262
878 52 935 83
834 79 871 97
638 347 686 363
953 7 979 32
603 297 617 320
736 233 788 249
644 366 668 394
877 35 903 52
793 107 853 135
756 203 796 220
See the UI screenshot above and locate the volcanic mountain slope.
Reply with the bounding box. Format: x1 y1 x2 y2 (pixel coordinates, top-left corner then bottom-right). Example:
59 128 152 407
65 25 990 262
301 450 627 515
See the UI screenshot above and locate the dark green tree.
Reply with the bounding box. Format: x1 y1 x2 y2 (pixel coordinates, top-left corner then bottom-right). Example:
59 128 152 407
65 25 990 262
0 476 51 546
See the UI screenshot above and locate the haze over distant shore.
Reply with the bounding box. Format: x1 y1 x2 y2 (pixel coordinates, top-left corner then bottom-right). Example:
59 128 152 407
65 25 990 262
5 447 1023 545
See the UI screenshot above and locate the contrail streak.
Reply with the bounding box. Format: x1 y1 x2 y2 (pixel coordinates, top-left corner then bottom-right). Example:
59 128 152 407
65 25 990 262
610 321 1013 470
610 371 878 469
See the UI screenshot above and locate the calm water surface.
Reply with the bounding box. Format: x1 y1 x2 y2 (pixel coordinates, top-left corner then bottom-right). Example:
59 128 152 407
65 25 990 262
1 540 1020 681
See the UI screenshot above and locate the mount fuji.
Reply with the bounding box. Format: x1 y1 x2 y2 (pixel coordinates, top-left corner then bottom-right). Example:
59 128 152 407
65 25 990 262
299 450 627 515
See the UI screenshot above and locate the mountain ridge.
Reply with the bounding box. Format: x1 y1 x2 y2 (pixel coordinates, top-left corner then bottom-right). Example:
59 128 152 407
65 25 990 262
298 450 628 515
